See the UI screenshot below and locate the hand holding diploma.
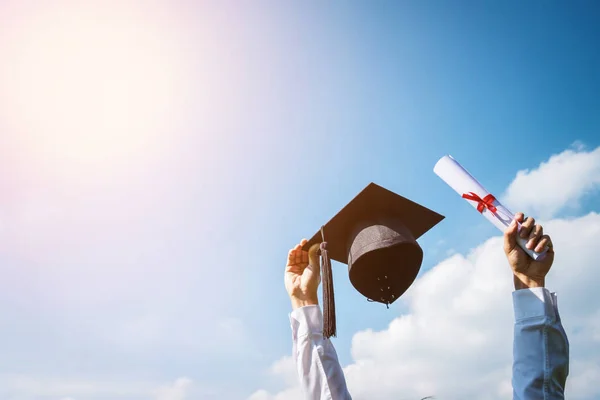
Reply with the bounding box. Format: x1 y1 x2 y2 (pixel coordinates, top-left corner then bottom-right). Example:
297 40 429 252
433 155 549 260
503 212 554 289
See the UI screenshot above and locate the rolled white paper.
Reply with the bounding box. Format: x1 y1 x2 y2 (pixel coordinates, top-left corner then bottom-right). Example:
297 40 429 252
433 155 548 261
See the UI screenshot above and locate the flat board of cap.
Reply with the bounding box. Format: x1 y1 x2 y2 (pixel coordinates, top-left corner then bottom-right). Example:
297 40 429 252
302 182 444 264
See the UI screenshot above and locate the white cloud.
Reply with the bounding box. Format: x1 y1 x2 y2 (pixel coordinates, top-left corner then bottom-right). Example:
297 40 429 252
252 145 600 400
0 375 154 399
154 378 193 400
253 212 600 400
247 387 303 400
246 356 304 400
268 356 298 386
503 144 600 219
0 375 196 400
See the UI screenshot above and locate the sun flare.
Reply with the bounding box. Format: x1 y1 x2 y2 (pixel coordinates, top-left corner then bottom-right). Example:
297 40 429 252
0 3 187 168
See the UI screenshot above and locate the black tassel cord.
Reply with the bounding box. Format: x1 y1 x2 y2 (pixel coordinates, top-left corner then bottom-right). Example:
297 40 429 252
320 227 336 339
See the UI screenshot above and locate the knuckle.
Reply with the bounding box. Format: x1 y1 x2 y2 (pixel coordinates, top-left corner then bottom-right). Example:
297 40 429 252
526 217 535 226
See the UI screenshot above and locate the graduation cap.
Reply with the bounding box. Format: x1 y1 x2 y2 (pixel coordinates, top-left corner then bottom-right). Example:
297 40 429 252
303 183 444 338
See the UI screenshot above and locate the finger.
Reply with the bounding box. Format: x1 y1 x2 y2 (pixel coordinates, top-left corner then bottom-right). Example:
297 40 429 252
308 243 321 258
535 235 553 253
310 244 321 277
300 238 308 246
515 212 525 223
526 224 543 250
547 236 554 253
286 252 297 271
308 243 321 263
520 216 535 238
289 249 299 263
291 242 303 259
504 217 519 254
295 251 303 265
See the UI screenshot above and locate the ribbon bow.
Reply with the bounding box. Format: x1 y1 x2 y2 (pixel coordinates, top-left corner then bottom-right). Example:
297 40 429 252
462 192 497 214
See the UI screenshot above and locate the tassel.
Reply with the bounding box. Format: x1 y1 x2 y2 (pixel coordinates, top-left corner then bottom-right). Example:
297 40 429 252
320 227 336 339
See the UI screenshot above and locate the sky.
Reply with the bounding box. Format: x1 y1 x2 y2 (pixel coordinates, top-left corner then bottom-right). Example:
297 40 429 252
0 1 599 399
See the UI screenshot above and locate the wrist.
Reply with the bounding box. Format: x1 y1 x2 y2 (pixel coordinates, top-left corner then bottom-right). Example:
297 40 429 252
291 296 319 310
513 273 545 290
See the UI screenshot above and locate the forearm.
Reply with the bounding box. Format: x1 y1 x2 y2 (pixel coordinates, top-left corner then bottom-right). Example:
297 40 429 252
513 273 544 290
290 305 352 400
512 287 569 400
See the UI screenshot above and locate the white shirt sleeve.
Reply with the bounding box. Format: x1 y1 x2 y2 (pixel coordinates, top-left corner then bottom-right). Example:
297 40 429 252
512 287 569 400
290 305 352 400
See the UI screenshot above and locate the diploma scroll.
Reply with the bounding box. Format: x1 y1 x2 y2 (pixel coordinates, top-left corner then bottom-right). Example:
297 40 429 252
433 155 548 261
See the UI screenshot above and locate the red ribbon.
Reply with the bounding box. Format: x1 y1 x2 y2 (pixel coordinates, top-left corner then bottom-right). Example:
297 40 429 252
462 192 497 214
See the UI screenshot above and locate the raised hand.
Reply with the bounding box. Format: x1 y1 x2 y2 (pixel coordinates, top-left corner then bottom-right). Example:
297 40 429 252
504 212 554 289
285 239 321 309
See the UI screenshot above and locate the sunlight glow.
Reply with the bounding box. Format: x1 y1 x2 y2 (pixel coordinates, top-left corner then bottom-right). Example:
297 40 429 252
0 3 188 168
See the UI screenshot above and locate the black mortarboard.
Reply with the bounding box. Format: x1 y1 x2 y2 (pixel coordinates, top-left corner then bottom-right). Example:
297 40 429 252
302 182 444 338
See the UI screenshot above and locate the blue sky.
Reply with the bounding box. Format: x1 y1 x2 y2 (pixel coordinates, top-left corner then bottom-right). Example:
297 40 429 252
239 0 600 372
0 1 599 399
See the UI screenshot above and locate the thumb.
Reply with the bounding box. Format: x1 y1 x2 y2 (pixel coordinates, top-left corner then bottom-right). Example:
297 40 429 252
308 243 321 277
503 214 520 255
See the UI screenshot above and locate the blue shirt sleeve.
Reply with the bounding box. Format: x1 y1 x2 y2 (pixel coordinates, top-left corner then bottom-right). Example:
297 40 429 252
512 288 569 400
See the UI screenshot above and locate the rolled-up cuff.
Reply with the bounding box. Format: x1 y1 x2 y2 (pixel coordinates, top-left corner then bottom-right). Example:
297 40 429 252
290 305 323 339
513 287 557 322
